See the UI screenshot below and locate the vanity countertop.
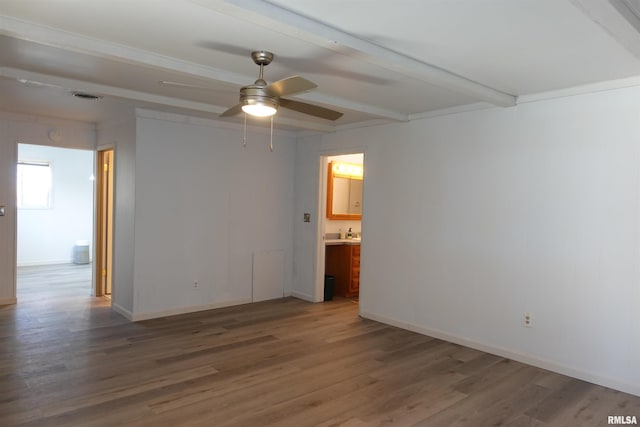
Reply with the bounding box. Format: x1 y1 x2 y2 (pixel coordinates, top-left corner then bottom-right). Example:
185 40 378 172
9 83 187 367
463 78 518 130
325 238 361 246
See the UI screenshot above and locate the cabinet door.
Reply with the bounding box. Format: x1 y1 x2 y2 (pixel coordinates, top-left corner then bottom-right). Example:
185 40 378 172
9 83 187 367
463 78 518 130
349 179 363 215
348 245 361 295
326 244 361 297
331 177 350 215
325 245 350 297
349 275 360 294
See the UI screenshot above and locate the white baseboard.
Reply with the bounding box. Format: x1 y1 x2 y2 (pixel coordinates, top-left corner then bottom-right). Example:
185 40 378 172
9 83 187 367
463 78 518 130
291 290 315 302
360 311 640 398
129 298 253 322
111 303 133 321
17 259 77 267
0 297 17 305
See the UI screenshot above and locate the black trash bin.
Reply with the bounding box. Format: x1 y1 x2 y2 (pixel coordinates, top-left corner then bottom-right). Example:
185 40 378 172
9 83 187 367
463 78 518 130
324 275 335 301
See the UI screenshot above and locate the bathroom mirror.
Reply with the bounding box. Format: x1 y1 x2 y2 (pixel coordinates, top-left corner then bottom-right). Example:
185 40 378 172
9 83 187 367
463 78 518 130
327 161 363 220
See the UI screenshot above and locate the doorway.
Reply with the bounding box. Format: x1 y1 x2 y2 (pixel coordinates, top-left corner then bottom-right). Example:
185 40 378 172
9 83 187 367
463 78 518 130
95 149 114 297
316 152 365 304
16 144 94 298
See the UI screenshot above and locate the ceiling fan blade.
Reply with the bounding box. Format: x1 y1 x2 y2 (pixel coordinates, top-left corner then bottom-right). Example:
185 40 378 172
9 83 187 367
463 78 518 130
220 103 243 117
266 76 317 97
280 98 343 121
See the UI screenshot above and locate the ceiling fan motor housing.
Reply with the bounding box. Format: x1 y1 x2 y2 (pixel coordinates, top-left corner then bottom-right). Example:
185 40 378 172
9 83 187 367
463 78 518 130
240 84 280 110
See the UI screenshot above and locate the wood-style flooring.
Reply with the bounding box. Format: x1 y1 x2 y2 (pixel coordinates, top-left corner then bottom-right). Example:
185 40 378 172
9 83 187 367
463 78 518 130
1 264 638 426
15 263 93 301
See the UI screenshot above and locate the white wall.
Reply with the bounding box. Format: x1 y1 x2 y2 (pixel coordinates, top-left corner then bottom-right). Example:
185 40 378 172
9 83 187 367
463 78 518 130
0 112 95 304
17 144 94 266
97 108 136 314
293 86 640 396
0 118 16 305
130 110 295 319
292 135 324 301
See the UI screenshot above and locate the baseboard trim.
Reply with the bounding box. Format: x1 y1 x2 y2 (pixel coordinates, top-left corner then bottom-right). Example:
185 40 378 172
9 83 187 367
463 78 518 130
0 297 17 306
130 298 253 322
111 303 133 321
360 311 640 398
291 290 314 302
17 260 77 267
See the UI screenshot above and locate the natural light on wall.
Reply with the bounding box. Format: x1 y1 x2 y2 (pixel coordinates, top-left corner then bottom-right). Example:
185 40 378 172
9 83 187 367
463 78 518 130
17 161 52 209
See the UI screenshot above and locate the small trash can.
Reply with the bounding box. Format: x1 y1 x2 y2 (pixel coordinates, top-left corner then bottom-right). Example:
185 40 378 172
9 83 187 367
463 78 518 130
324 275 335 301
73 240 90 264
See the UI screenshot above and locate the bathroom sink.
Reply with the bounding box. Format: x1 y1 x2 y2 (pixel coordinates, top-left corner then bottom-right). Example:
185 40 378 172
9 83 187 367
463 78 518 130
325 238 361 245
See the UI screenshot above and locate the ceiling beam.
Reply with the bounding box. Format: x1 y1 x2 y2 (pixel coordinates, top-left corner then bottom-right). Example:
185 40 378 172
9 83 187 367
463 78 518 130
570 0 640 60
0 67 337 132
0 15 245 85
0 15 406 122
193 0 517 107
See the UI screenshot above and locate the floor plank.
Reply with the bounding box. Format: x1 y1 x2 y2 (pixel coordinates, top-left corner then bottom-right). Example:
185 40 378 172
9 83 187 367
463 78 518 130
0 264 638 426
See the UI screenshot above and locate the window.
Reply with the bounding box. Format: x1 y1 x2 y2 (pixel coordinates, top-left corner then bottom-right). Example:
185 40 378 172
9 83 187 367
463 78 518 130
17 161 52 208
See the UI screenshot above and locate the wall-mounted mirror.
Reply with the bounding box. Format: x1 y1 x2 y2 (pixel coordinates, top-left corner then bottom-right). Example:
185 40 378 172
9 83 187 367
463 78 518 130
327 161 363 220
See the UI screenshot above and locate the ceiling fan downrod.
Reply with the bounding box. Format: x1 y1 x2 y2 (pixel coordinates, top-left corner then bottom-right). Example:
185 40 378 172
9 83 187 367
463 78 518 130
252 50 273 85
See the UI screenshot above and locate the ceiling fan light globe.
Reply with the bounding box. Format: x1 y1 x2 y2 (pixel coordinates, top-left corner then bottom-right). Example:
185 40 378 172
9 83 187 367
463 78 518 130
242 102 277 117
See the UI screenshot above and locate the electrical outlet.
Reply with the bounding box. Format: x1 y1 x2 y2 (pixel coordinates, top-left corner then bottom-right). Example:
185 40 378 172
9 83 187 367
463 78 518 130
523 312 532 328
303 213 311 223
193 280 199 288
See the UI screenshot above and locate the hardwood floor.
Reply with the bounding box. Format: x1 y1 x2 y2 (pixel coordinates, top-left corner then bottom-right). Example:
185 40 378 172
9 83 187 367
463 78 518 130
1 265 638 426
16 263 93 301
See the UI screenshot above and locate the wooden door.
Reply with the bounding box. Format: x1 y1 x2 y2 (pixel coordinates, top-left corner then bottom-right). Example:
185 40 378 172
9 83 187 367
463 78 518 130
95 149 114 297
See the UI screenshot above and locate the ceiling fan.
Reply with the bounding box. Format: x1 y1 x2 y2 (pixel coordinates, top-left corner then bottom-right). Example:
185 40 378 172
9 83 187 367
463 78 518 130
219 51 343 121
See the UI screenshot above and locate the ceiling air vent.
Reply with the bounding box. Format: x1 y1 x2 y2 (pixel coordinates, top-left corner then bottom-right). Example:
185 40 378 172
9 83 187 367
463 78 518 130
71 91 102 100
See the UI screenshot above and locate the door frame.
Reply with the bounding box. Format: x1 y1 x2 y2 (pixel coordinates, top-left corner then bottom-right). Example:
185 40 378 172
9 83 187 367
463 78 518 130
14 142 97 301
94 148 114 298
314 150 366 304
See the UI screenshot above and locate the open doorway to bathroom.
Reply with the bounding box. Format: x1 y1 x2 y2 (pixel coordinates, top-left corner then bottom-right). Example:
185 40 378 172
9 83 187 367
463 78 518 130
318 153 364 305
16 144 94 301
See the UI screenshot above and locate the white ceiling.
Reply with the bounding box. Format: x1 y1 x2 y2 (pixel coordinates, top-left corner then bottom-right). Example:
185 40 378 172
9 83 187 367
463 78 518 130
1 0 640 131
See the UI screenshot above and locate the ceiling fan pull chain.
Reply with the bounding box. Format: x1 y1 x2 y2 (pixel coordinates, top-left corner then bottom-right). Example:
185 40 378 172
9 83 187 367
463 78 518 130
269 116 274 152
243 112 247 148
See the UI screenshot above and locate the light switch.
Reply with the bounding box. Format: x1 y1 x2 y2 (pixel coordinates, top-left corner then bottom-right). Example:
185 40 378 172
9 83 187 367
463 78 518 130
0 206 5 216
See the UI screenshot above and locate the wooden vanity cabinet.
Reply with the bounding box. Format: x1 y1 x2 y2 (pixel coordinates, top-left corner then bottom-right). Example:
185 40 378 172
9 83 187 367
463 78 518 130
325 244 360 297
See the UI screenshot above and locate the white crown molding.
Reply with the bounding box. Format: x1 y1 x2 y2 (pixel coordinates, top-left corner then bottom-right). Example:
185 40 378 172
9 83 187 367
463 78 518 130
517 74 640 104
